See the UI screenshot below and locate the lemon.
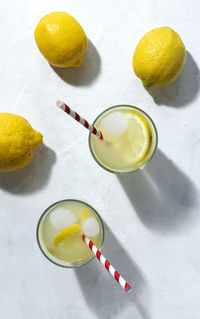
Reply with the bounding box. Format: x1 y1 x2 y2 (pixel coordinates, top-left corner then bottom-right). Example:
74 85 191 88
133 27 186 87
79 208 91 221
54 224 81 245
0 113 43 172
34 12 88 68
124 113 151 164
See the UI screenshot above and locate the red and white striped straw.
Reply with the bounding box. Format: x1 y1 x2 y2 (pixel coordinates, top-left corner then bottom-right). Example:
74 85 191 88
56 100 103 140
82 234 131 292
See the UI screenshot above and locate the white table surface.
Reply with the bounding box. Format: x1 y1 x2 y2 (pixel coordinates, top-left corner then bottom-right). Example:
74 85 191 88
1 1 200 318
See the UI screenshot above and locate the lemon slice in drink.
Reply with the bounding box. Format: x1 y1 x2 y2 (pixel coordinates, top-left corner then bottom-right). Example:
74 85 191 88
54 224 81 245
124 113 151 164
79 208 91 221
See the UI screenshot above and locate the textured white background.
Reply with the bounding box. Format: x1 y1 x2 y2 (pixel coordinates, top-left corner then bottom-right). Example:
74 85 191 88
0 0 200 318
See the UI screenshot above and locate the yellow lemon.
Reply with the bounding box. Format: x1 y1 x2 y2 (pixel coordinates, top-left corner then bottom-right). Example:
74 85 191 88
133 27 186 87
54 224 81 245
0 113 43 172
34 12 88 68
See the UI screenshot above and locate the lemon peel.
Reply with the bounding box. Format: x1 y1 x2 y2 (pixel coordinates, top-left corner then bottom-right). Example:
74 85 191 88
124 113 151 164
79 208 91 221
54 224 81 245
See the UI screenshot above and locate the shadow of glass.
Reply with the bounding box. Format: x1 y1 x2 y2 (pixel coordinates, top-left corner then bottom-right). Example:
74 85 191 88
75 223 150 319
51 39 101 86
145 51 200 107
0 144 56 194
118 149 197 234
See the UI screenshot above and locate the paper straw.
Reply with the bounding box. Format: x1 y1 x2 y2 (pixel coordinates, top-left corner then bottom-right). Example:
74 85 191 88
56 100 103 140
82 233 131 292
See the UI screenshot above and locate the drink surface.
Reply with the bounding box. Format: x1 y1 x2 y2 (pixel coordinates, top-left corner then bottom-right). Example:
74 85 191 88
90 106 157 173
39 200 103 265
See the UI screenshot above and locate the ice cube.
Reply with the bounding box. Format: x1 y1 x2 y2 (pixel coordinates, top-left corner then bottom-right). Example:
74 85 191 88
81 217 100 237
50 208 78 230
101 111 128 138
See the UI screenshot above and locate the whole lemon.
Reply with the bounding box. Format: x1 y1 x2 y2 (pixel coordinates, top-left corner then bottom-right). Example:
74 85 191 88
133 27 186 87
34 12 88 68
0 113 43 172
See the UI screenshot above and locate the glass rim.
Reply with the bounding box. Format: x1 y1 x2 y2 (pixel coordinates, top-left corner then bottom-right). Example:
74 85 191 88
36 199 105 268
88 104 158 174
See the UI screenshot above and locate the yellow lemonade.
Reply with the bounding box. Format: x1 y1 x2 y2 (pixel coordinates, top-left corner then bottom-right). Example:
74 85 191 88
89 105 158 173
37 200 104 267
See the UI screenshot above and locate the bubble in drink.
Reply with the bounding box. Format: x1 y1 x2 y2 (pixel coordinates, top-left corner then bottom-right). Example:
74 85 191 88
101 111 128 138
50 208 78 230
81 217 100 237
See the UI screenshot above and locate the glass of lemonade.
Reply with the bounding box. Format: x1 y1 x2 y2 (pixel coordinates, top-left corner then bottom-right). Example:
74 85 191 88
37 199 104 267
89 105 158 174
